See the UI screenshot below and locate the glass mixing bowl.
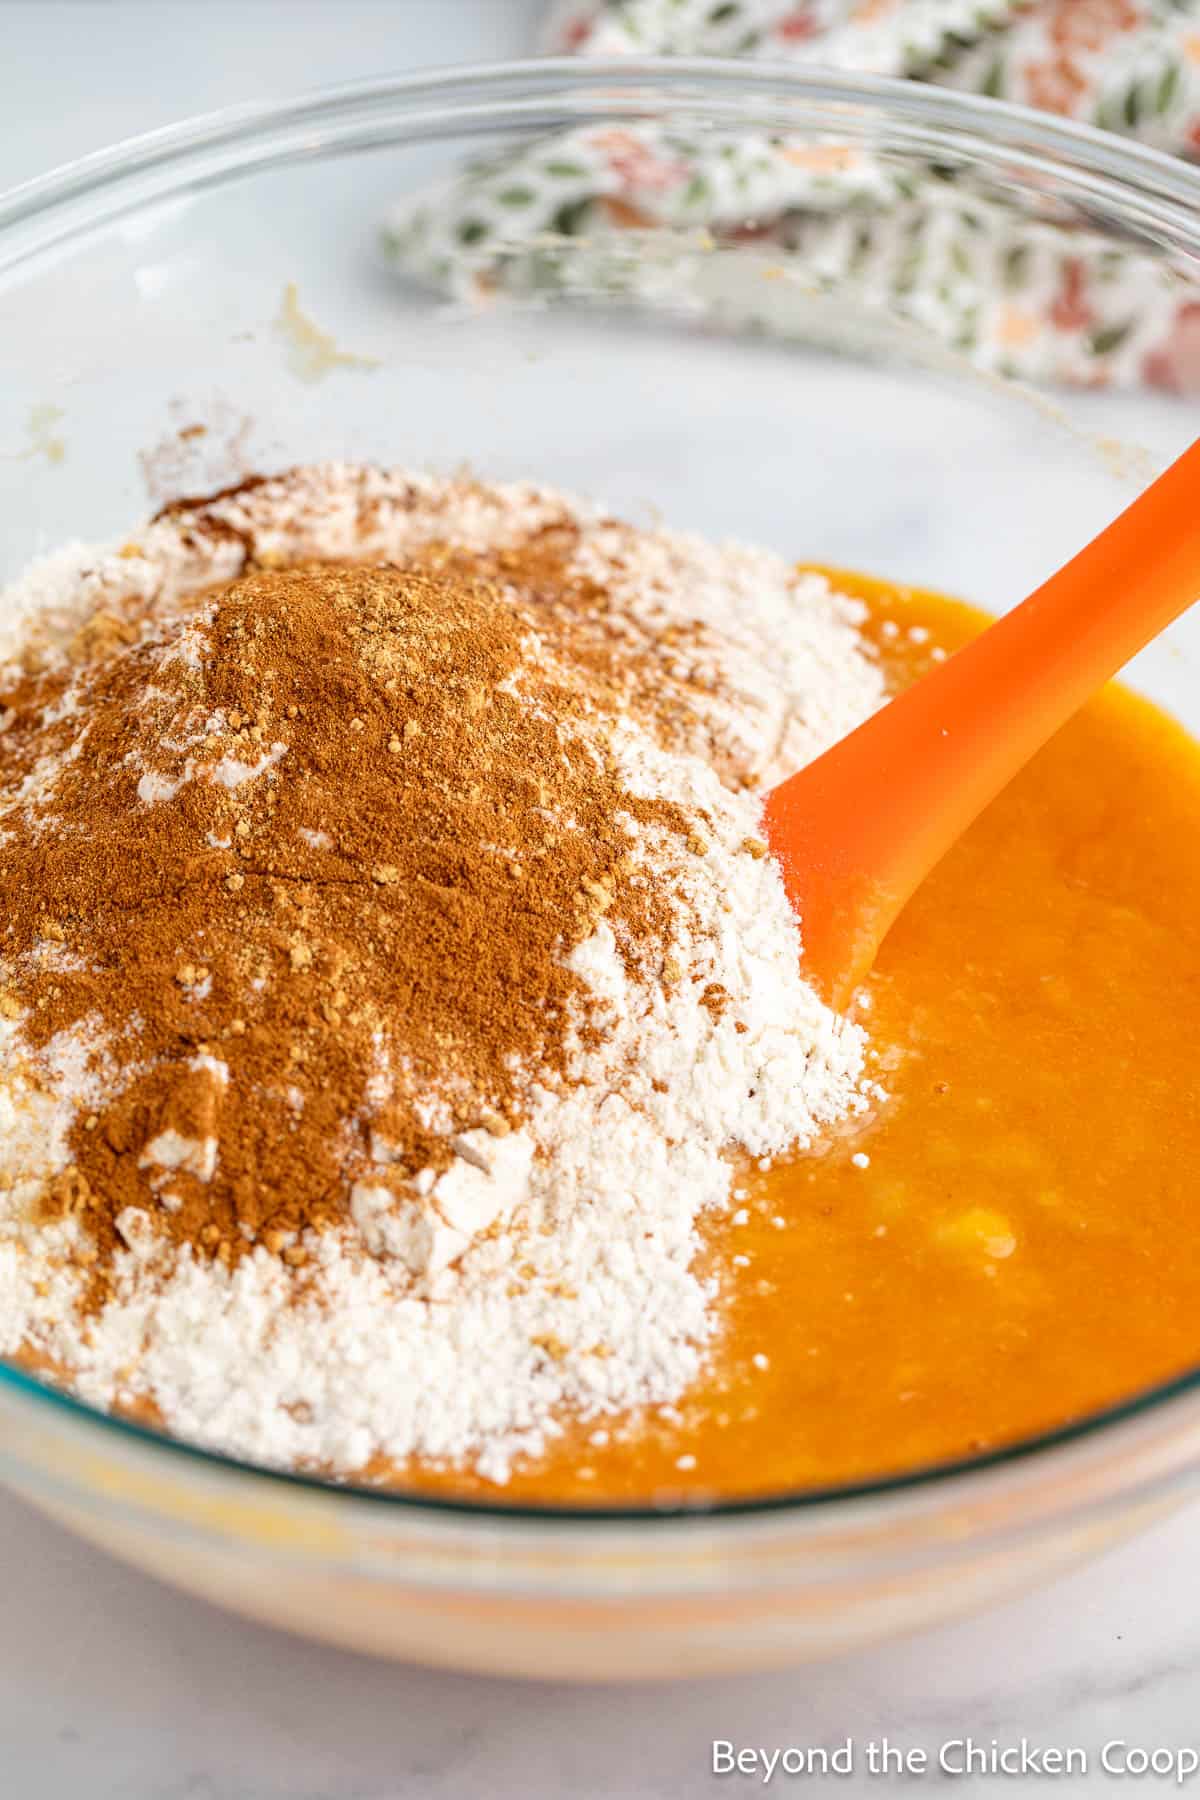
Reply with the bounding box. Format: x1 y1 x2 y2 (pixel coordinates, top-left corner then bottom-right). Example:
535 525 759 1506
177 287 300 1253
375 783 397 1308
1 60 1198 1680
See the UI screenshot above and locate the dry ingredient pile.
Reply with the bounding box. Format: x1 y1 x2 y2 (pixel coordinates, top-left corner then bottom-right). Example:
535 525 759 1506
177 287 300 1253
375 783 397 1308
0 466 884 1483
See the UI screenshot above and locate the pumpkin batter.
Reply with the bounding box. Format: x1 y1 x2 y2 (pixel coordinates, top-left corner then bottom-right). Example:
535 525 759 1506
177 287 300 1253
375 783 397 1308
403 572 1200 1505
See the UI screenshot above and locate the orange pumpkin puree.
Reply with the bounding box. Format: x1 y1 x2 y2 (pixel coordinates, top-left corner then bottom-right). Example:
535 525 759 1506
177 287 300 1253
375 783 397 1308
402 571 1200 1505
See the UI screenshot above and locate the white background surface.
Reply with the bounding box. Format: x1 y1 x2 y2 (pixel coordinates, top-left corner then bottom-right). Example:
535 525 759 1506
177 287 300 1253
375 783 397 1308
4 5 1200 1796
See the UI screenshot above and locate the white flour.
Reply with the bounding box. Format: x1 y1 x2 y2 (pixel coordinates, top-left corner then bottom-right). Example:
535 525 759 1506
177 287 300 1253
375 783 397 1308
0 467 886 1484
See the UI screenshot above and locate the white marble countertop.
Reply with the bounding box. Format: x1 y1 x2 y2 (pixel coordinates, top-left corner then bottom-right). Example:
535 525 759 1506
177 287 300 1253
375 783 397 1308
4 5 1200 1796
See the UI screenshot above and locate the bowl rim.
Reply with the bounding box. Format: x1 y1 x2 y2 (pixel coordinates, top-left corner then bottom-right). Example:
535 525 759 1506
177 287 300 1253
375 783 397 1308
7 1352 1200 1530
2 56 1200 270
3 56 1200 1528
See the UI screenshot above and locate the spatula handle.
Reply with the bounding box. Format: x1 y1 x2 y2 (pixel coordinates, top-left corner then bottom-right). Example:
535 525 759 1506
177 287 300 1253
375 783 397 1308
766 437 1200 1005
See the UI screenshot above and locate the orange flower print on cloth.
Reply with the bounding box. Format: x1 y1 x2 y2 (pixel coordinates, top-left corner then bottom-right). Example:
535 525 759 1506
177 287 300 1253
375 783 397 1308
1048 259 1095 333
1024 56 1088 113
385 0 1200 394
1143 303 1200 392
587 130 692 193
775 6 822 41
1026 0 1140 119
1048 0 1140 54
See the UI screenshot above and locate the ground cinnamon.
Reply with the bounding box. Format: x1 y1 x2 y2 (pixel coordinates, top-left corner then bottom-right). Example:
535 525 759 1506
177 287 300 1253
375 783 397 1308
0 549 705 1289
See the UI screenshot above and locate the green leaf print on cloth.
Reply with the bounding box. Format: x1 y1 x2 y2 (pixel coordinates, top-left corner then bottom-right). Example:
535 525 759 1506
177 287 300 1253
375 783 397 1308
382 0 1200 393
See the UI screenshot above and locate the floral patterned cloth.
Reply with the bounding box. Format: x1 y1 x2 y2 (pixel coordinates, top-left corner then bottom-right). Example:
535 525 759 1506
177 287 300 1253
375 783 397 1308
383 0 1200 393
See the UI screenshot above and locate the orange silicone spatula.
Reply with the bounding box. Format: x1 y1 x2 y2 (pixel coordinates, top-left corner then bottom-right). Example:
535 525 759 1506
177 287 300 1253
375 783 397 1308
763 437 1200 1010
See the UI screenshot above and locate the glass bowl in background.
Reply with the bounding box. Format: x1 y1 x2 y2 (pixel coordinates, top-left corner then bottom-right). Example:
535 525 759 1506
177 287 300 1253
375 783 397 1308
0 61 1198 1679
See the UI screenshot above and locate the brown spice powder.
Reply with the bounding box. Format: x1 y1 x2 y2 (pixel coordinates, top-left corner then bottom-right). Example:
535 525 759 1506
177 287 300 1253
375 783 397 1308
0 553 703 1287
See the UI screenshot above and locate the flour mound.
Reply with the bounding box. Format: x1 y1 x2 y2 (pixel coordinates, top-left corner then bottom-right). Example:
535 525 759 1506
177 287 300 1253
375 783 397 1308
0 466 885 1483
